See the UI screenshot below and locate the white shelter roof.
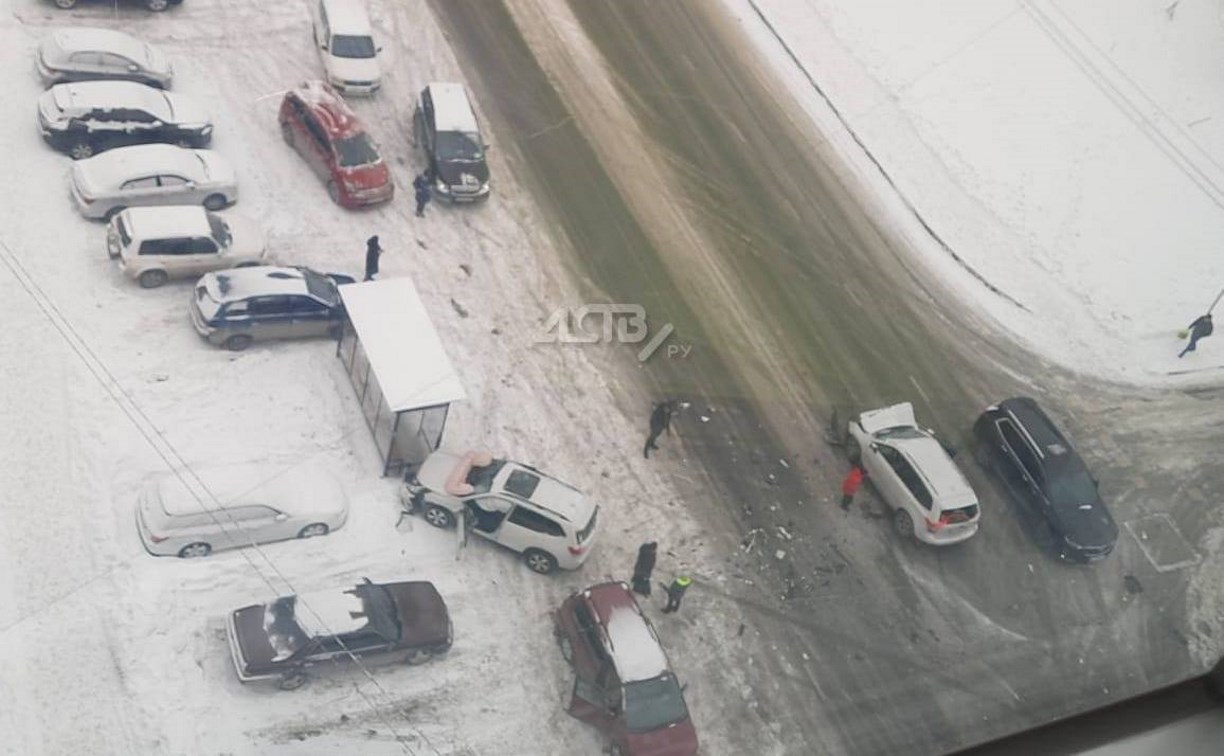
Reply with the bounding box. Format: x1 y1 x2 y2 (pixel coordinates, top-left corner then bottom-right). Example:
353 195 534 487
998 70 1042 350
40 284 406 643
339 277 466 412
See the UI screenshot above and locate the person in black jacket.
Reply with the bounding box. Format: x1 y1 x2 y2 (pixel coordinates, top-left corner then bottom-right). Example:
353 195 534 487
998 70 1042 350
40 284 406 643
1179 313 1214 358
631 542 657 596
364 235 382 281
643 400 678 459
413 173 432 218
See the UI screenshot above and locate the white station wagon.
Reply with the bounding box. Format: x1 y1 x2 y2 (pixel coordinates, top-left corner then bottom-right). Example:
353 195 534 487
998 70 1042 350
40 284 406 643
72 143 237 220
107 206 266 288
37 27 172 89
847 402 981 545
136 465 349 558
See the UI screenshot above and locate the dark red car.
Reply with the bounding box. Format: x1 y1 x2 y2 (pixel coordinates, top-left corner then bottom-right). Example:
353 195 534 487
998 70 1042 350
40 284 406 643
278 80 393 208
555 581 698 756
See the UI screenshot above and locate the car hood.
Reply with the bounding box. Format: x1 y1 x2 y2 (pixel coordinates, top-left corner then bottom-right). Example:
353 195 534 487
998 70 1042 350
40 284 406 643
416 450 467 493
325 54 380 83
625 718 699 756
145 46 173 82
219 214 266 256
434 158 489 188
386 582 451 647
197 151 236 186
231 604 281 672
858 402 918 435
1050 500 1118 548
339 161 391 189
166 92 210 127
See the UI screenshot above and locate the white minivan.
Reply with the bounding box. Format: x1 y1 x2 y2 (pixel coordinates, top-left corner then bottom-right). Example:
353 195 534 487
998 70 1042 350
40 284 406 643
313 0 381 94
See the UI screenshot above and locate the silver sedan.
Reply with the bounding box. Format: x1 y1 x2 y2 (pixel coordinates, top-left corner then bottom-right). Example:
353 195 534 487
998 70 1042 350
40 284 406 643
71 144 238 221
37 27 172 89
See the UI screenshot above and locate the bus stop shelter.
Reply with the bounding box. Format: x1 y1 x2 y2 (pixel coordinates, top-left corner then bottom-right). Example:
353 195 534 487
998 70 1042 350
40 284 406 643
336 277 466 477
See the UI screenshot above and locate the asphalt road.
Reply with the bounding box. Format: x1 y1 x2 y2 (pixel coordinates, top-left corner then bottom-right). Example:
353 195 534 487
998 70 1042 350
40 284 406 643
430 1 1224 754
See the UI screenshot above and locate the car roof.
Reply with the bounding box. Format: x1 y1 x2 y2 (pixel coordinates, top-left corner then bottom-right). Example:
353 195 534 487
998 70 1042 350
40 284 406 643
289 80 366 140
998 397 1076 463
204 266 317 302
119 205 213 239
155 464 344 517
47 27 148 61
893 435 978 508
321 0 373 35
294 585 370 637
583 582 670 683
426 82 480 133
52 80 170 119
77 144 207 186
499 462 594 524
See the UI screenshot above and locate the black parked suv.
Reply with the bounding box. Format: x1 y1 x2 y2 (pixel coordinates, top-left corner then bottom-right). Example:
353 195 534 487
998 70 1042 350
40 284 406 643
37 81 212 160
413 82 490 202
974 397 1118 562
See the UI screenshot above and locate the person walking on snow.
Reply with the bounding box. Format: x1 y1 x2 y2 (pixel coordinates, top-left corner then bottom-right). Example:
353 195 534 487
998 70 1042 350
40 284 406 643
841 464 866 511
643 400 678 459
661 575 691 614
413 173 432 218
1179 313 1214 358
631 542 658 597
364 235 382 281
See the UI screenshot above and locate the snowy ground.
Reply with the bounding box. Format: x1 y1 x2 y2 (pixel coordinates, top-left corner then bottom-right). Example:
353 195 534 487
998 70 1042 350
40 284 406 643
725 0 1224 385
0 1 744 754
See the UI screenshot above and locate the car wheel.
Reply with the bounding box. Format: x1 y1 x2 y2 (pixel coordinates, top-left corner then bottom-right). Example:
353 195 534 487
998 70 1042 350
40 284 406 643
138 269 169 289
223 334 252 352
524 549 558 575
403 649 432 666
178 542 211 558
69 142 94 160
423 505 454 529
146 0 170 9
103 206 127 223
203 193 227 211
845 436 862 464
278 671 307 691
297 523 329 539
327 180 341 205
893 510 915 540
54 0 76 8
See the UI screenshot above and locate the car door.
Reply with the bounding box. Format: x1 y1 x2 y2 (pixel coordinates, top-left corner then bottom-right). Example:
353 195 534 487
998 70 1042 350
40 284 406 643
996 420 1043 509
244 295 295 340
118 175 161 205
66 50 103 81
288 295 335 339
464 494 512 542
498 505 566 554
861 441 905 509
889 452 934 520
114 107 158 149
97 51 137 81
223 505 285 545
300 112 333 179
180 235 222 276
419 91 437 166
156 174 200 205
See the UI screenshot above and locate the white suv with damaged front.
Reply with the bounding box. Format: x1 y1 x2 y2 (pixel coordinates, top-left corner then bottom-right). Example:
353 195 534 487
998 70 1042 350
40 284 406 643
400 450 600 574
846 402 980 545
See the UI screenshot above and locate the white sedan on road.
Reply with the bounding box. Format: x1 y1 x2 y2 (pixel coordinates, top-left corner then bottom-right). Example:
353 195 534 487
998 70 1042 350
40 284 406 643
846 402 980 545
72 143 237 220
136 464 349 558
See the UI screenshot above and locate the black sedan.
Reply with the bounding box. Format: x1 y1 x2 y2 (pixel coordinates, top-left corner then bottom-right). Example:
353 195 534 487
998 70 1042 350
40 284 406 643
226 579 452 690
973 397 1118 562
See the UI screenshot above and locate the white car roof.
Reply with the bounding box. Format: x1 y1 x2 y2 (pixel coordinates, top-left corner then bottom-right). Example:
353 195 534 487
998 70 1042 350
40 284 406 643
155 464 346 517
76 144 210 188
322 0 374 35
894 436 978 509
294 586 369 637
858 402 918 435
202 266 316 302
427 82 480 133
46 27 150 62
603 605 669 683
119 205 213 239
52 80 171 119
498 462 595 525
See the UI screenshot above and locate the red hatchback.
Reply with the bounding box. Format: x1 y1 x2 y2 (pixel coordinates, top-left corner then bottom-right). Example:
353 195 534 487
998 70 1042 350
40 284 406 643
555 582 699 756
278 80 393 208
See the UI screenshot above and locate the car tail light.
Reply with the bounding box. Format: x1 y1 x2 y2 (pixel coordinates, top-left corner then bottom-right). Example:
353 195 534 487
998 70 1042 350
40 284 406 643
568 545 587 556
149 533 168 543
925 518 946 533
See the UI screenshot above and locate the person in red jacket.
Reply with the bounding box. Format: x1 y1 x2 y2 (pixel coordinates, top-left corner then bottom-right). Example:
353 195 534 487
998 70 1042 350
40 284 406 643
841 465 866 511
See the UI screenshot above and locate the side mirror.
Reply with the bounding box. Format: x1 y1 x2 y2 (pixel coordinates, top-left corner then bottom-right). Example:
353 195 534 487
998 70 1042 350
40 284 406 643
128 64 139 72
376 46 383 53
185 180 195 188
321 41 329 51
483 143 492 152
274 513 288 521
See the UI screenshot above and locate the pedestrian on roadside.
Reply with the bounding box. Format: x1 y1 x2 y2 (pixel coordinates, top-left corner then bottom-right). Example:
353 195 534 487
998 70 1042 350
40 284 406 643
631 542 658 597
413 172 432 218
840 464 866 511
661 575 691 614
364 235 382 281
643 400 678 459
1179 313 1214 358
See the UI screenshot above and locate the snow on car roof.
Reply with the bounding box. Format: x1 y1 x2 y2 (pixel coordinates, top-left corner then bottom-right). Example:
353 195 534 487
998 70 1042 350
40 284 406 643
52 80 170 119
294 586 370 637
858 402 918 435
603 605 669 683
50 27 148 62
77 144 207 188
427 82 480 134
338 278 466 412
119 205 213 240
154 464 342 516
206 267 313 302
900 436 977 509
321 0 374 36
503 465 594 524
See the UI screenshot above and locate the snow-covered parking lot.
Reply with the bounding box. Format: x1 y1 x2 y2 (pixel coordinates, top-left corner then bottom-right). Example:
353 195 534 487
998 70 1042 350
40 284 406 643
0 1 734 754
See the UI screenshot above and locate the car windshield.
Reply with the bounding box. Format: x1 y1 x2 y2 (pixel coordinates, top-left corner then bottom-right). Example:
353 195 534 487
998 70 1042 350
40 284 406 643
116 216 132 247
465 458 506 494
1049 469 1098 507
360 583 402 642
334 133 381 169
623 674 689 733
206 213 231 247
876 427 926 440
330 34 376 59
301 269 339 305
436 131 484 162
266 597 309 661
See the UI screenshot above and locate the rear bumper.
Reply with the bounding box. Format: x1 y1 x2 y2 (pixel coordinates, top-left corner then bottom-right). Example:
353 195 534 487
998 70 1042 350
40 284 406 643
915 521 979 546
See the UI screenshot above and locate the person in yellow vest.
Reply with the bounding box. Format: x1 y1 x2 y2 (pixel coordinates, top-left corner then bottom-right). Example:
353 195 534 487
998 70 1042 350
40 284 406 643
661 575 692 614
